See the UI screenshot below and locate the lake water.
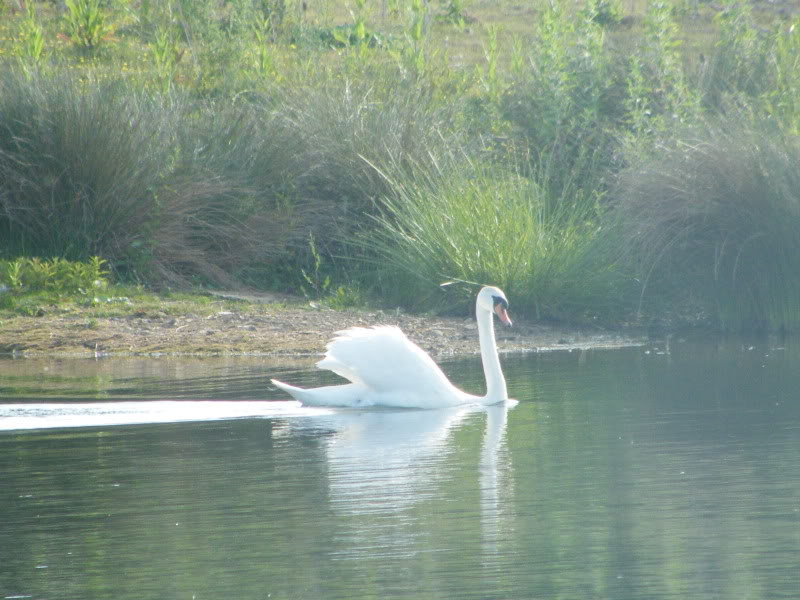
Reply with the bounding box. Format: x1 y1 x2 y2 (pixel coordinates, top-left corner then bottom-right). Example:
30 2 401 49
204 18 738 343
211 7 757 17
1 339 799 600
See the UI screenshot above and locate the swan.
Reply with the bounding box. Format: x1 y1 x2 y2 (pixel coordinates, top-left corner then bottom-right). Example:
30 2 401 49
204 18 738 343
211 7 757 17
270 286 512 409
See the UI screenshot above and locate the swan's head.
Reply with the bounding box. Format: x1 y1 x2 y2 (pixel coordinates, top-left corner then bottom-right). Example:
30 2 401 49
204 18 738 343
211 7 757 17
477 286 512 327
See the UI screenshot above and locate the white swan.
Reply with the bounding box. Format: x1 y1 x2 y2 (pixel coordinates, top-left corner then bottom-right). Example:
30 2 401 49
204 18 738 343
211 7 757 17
270 286 512 408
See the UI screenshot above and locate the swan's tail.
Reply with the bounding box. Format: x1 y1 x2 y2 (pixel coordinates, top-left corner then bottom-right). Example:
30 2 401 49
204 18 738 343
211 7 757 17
271 378 367 407
270 379 311 403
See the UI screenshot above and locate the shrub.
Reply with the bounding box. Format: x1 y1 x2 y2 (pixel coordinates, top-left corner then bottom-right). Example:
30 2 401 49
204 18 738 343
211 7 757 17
1 256 109 294
614 115 800 332
358 160 629 322
281 66 472 209
0 72 313 287
0 72 167 263
501 0 627 197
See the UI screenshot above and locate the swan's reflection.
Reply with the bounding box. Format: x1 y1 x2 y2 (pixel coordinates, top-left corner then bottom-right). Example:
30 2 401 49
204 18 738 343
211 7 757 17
295 402 516 559
479 404 515 567
323 407 471 513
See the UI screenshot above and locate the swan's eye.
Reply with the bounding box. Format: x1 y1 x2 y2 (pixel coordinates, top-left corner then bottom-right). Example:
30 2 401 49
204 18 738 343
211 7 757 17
492 296 508 309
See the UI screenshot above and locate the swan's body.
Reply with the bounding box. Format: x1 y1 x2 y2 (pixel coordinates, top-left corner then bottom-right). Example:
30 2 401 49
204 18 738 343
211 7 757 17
271 286 512 409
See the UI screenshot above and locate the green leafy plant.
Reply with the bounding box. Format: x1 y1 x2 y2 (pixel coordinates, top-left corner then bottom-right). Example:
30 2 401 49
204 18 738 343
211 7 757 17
585 0 623 26
4 260 24 290
502 0 624 197
64 0 113 50
151 23 183 93
300 233 332 300
0 257 109 294
439 0 466 28
406 0 428 74
17 2 46 71
252 15 276 79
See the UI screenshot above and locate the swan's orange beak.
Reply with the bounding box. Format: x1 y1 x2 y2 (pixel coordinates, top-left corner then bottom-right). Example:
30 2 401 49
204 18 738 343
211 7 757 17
494 303 512 327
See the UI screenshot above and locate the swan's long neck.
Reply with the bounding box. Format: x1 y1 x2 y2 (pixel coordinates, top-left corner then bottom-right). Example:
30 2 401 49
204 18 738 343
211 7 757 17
477 308 507 403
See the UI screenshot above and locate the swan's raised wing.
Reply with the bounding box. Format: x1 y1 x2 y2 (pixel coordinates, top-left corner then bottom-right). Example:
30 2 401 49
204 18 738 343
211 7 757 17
316 326 456 394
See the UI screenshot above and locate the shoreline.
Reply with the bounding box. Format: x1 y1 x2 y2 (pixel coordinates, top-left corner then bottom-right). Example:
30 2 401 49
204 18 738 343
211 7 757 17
0 292 645 359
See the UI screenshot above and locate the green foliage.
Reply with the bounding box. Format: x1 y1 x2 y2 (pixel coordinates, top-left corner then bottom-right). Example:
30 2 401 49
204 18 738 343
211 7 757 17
357 162 629 322
64 0 112 50
701 0 766 104
439 0 466 27
151 22 183 93
277 67 471 219
404 0 429 75
0 72 307 287
0 257 109 294
625 0 699 140
252 14 276 78
481 25 501 108
17 3 46 72
501 0 625 197
767 20 800 133
615 115 800 332
0 72 167 262
0 0 799 331
300 233 331 300
585 0 623 26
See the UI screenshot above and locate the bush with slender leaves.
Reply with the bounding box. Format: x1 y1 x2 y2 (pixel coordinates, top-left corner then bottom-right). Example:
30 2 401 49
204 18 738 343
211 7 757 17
0 72 168 262
0 72 311 286
358 161 630 322
615 115 800 331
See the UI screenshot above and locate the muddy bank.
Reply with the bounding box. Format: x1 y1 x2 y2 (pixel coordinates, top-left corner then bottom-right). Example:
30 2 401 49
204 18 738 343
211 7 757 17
0 292 643 357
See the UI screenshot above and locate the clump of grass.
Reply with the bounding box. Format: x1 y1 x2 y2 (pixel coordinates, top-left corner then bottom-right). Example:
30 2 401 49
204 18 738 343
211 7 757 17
280 66 472 213
615 114 800 332
149 96 313 288
0 72 316 288
0 71 168 263
358 160 629 322
268 63 477 289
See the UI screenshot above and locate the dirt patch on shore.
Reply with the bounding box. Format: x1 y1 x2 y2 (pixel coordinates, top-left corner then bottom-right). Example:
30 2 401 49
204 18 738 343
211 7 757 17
0 291 643 357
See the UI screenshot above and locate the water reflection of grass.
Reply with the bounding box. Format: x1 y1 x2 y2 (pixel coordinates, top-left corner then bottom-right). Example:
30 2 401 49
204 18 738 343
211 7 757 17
0 373 113 398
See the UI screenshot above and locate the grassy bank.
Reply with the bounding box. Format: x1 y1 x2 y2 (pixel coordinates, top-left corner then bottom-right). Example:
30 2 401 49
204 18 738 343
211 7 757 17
1 0 799 332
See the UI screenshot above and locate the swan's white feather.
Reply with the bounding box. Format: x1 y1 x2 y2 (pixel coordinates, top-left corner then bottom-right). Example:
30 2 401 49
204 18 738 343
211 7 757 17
318 326 451 391
313 326 471 408
271 326 473 408
271 379 372 407
271 287 510 409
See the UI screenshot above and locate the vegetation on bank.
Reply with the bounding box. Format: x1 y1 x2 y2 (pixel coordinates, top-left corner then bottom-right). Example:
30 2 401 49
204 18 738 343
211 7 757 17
0 0 799 332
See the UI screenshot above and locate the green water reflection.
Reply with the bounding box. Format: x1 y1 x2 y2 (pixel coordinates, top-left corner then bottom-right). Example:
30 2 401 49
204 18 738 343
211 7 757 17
1 340 799 600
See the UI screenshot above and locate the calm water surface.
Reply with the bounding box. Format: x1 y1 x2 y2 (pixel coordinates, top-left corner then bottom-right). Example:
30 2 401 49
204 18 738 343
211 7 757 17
1 339 799 600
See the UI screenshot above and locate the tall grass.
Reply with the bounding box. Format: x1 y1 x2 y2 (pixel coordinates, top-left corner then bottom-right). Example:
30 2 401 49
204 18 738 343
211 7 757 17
0 72 313 286
0 72 167 262
271 62 478 278
280 63 474 214
615 115 800 332
154 98 311 287
359 161 630 322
